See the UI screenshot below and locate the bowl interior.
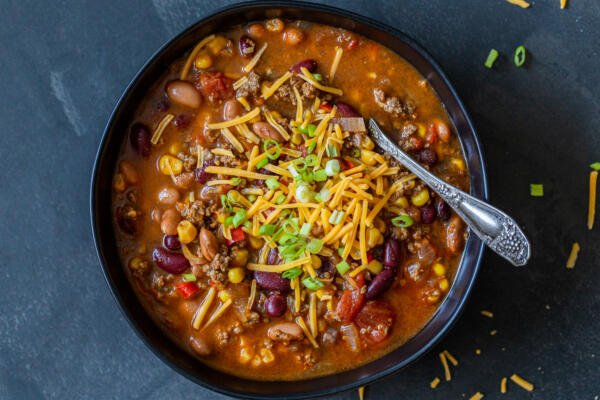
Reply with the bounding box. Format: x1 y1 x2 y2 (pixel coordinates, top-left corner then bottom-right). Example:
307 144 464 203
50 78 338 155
91 2 487 398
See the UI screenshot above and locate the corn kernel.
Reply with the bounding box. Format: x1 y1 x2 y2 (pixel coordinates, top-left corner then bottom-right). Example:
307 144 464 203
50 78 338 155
366 227 382 248
232 249 249 269
113 174 126 192
432 263 446 276
366 260 383 274
451 158 466 172
260 348 275 363
427 294 440 304
411 189 430 207
218 290 231 302
392 196 409 208
360 149 377 166
271 111 282 120
158 155 183 175
168 142 183 156
228 267 246 284
311 254 322 269
416 123 427 138
248 235 263 250
217 213 227 224
194 52 213 69
129 257 143 270
350 247 362 260
239 347 253 364
439 278 450 292
362 136 375 150
291 132 303 145
251 355 262 367
177 220 198 244
207 36 228 54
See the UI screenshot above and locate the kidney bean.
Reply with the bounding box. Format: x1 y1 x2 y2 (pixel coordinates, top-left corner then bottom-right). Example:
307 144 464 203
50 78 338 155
156 98 171 112
252 121 283 141
189 336 212 357
265 292 287 317
267 248 280 265
223 99 243 120
173 114 191 129
436 199 451 221
166 80 202 109
420 204 436 224
129 122 152 158
152 247 190 274
366 269 396 299
194 159 214 184
417 148 438 166
115 206 137 235
383 239 402 269
290 59 317 74
238 35 256 56
335 101 361 117
163 234 181 251
254 271 290 292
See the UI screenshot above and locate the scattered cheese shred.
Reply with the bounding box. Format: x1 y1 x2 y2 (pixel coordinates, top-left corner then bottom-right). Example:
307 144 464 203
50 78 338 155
237 123 260 144
243 42 268 72
430 377 440 389
506 0 531 8
329 46 344 81
443 350 458 366
262 71 293 99
202 298 232 330
233 76 248 90
469 392 484 400
210 148 235 157
263 109 291 140
439 352 451 381
560 0 568 9
510 374 534 392
150 114 174 145
480 310 494 318
237 96 251 111
298 67 343 95
293 277 301 312
247 256 312 272
220 127 245 153
500 377 508 394
204 166 272 180
295 316 319 348
588 171 597 230
207 107 260 130
293 86 303 122
366 182 399 225
566 242 580 269
358 386 365 400
179 34 215 79
192 287 216 329
246 279 256 313
359 199 369 265
309 293 318 338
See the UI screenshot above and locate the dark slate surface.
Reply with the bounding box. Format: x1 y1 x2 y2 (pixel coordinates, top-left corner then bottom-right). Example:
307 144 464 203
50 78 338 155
1 0 598 399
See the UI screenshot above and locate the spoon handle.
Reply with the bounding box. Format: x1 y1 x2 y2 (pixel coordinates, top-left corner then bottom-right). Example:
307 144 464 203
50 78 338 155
368 119 531 267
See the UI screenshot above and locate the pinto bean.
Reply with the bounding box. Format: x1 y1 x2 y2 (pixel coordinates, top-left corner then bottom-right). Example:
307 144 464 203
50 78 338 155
366 269 396 299
119 160 139 185
158 186 180 205
223 99 243 120
283 27 304 45
189 336 212 357
252 122 283 141
199 228 218 261
267 322 304 341
160 208 180 235
247 23 265 38
152 247 190 274
166 80 202 109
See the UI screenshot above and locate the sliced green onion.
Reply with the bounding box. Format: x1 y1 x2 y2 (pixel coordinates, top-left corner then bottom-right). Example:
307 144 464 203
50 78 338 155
275 194 286 204
313 169 328 182
281 219 299 234
305 154 318 167
391 215 414 228
221 195 232 212
263 139 281 160
282 267 302 280
295 184 315 203
336 260 350 275
302 276 324 290
230 177 242 186
288 164 300 177
514 45 526 67
182 273 197 282
485 49 499 69
225 216 234 227
315 188 331 203
247 194 257 202
307 141 317 154
256 158 269 169
265 177 280 190
307 238 323 254
312 73 323 81
590 162 600 171
326 143 339 157
259 224 276 236
300 223 312 237
278 233 298 245
293 158 308 171
328 210 345 225
530 183 544 197
307 124 317 137
232 209 247 228
243 220 252 229
302 171 314 184
280 242 306 261
296 125 308 134
325 159 340 176
338 247 344 257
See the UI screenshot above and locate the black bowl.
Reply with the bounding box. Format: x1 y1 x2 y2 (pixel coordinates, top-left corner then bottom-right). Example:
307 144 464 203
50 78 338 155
90 1 488 398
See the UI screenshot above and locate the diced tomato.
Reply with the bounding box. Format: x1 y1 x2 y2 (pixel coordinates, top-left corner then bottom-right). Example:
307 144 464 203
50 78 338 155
226 227 245 246
197 71 234 101
367 252 374 263
319 102 333 112
341 158 355 170
175 282 200 299
347 38 359 51
355 300 394 344
408 135 424 150
336 287 365 323
425 128 438 145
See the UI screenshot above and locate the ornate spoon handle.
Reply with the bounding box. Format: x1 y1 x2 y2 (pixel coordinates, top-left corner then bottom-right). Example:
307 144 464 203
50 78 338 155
369 119 530 266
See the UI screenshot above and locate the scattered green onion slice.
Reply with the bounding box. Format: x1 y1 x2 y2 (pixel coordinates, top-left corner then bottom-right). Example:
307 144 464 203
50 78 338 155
305 154 318 167
301 171 314 184
307 141 317 154
300 223 312 237
230 177 242 186
336 260 350 275
325 159 340 176
338 247 344 257
280 242 306 261
232 209 247 228
281 219 299 235
221 195 233 213
296 125 308 134
282 267 302 279
243 220 252 229
590 162 600 171
259 224 276 236
225 216 234 227
293 158 308 171
530 183 544 197
307 124 317 137
265 177 280 190
263 139 281 160
391 215 414 228
514 45 526 67
307 238 323 254
295 184 315 203
256 158 269 169
485 49 499 68
302 276 324 290
278 233 297 245
247 194 257 203
313 169 328 182
315 188 331 203
182 274 197 282
312 73 323 81
326 143 339 157
328 210 345 225
275 194 286 204
288 164 299 177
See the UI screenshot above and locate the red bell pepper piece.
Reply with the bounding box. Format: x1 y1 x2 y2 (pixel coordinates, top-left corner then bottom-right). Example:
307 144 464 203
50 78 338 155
175 282 200 299
225 227 245 246
367 252 374 263
319 102 333 112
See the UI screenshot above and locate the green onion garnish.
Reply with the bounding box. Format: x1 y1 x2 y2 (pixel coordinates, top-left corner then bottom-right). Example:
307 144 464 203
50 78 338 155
256 158 269 169
328 210 345 224
590 162 600 171
313 169 327 182
391 215 414 228
307 238 323 254
301 171 314 184
293 158 308 171
259 224 276 236
338 247 344 257
312 73 323 81
485 49 499 68
265 177 280 190
514 45 526 67
243 220 252 229
315 188 331 203
325 159 340 176
232 209 247 228
297 125 308 134
288 164 300 177
247 194 256 202
275 194 286 204
295 184 314 203
302 276 324 290
230 177 242 186
282 267 302 279
263 139 281 160
326 143 339 157
280 242 306 261
221 195 233 213
336 260 350 275
182 274 197 282
307 124 317 137
225 216 234 227
278 233 297 245
300 223 312 237
530 183 543 197
307 141 317 154
305 154 318 167
281 219 299 234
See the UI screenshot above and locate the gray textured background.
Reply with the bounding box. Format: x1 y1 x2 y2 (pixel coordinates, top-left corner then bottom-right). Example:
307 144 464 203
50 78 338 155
1 0 599 399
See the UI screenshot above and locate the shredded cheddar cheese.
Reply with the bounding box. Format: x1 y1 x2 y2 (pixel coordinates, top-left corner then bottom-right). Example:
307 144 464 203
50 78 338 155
207 107 260 130
262 71 293 99
151 114 174 145
243 42 267 72
298 67 343 95
439 352 451 381
506 0 530 8
566 242 580 269
329 46 344 81
179 34 216 79
510 374 534 392
204 166 272 180
588 171 597 230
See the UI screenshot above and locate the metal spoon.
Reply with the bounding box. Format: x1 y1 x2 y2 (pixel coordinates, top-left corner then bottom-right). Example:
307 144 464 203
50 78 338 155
368 119 530 266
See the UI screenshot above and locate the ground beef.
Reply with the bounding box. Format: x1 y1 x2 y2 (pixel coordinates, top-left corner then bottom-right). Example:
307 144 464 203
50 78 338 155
235 71 261 98
400 124 418 139
243 311 260 327
321 327 338 346
201 245 231 287
177 152 197 172
373 88 416 119
177 200 214 226
273 76 316 105
215 329 230 346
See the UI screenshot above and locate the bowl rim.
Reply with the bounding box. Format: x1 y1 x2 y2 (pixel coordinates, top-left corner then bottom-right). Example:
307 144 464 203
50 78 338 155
90 1 488 398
